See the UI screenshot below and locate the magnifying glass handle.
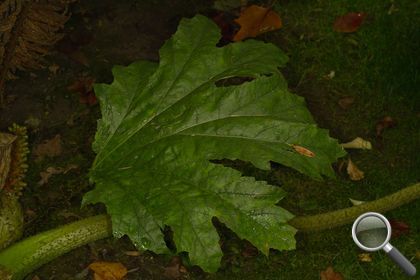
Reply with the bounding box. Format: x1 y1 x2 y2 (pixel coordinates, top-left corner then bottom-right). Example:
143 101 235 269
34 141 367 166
384 244 416 276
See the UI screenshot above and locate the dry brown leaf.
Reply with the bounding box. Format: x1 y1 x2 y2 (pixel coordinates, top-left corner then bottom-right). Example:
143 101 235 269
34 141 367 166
347 158 364 181
349 198 366 206
163 256 185 279
33 134 62 161
67 50 90 66
38 167 60 185
291 144 315 157
233 5 282 41
88 261 127 280
333 12 367 33
376 116 396 137
389 219 410 238
38 164 78 185
68 76 97 105
358 253 372 262
337 159 346 174
179 265 188 273
48 63 60 75
25 208 37 218
124 251 140 257
241 241 259 258
338 96 354 110
320 266 344 280
323 70 335 80
416 250 420 260
340 137 372 150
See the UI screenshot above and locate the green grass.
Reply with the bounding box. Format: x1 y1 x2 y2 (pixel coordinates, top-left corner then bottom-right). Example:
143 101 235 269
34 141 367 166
207 0 420 279
271 0 419 135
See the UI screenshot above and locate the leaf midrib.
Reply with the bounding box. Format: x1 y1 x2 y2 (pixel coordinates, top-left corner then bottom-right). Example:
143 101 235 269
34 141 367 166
94 28 206 168
95 84 310 170
106 115 312 171
94 45 286 169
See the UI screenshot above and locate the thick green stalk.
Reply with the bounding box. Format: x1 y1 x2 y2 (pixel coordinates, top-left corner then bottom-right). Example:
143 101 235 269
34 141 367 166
0 183 418 279
289 183 420 231
0 214 112 280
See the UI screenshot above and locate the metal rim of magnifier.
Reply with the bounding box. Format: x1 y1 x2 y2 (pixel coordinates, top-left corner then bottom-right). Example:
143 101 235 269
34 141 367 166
352 212 392 252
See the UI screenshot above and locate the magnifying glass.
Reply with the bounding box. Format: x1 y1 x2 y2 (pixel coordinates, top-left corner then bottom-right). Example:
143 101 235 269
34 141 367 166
352 212 416 276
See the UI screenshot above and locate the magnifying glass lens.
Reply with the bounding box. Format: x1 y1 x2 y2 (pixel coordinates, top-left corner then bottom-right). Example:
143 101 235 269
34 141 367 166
352 212 416 276
355 216 388 248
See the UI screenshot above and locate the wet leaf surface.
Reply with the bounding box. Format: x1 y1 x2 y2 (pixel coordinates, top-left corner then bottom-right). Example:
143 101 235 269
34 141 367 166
84 15 344 272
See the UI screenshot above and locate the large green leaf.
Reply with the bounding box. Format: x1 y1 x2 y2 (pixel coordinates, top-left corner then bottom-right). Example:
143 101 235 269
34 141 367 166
83 15 345 272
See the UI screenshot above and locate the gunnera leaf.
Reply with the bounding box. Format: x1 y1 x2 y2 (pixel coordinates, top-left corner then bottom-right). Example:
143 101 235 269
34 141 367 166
83 15 345 272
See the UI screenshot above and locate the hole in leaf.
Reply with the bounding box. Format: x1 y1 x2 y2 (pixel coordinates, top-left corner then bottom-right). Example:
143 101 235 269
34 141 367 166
210 159 283 187
163 225 177 252
215 76 254 87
